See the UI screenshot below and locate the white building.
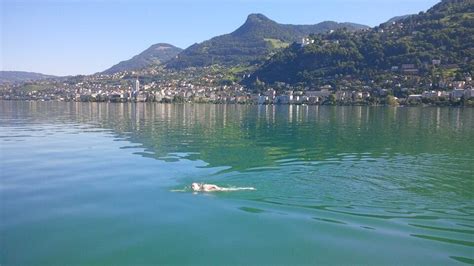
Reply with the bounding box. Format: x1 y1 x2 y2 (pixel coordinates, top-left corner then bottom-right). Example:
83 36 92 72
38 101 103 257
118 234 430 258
265 89 276 100
135 78 140 93
305 89 331 98
300 37 315 47
451 89 465 100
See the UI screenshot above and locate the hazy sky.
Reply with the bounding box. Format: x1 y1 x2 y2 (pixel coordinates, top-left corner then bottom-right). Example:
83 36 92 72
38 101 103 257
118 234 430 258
1 0 440 76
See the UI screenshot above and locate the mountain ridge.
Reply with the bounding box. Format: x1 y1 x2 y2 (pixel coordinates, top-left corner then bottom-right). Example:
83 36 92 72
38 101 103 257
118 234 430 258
102 43 182 74
0 71 59 84
384 14 415 25
165 13 369 69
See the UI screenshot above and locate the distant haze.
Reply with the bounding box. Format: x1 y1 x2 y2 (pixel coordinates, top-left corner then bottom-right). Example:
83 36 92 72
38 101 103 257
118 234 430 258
1 0 439 76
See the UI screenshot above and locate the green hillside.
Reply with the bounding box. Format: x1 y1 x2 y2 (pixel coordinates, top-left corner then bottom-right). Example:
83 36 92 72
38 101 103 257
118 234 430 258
247 0 473 87
0 71 58 84
166 14 368 69
103 43 182 74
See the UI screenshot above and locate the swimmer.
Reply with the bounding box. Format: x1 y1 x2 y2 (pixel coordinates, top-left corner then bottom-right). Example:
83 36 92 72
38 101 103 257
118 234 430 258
191 182 255 192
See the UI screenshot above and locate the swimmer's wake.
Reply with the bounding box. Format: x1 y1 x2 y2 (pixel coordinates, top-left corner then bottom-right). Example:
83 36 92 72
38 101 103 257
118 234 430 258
171 183 256 192
216 187 256 191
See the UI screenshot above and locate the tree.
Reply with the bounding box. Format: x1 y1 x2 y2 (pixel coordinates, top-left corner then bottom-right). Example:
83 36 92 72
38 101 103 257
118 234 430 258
386 95 399 106
173 95 185 103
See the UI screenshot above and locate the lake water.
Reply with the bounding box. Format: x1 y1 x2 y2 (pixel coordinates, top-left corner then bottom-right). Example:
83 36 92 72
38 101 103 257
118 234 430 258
1 101 473 265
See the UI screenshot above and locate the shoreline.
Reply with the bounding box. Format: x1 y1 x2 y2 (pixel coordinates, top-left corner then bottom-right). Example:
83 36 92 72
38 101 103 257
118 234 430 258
0 99 471 108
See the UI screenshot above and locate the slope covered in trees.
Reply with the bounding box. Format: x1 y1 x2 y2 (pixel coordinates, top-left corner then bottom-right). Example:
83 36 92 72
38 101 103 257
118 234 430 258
166 14 368 69
103 43 182 74
248 0 473 87
0 71 58 84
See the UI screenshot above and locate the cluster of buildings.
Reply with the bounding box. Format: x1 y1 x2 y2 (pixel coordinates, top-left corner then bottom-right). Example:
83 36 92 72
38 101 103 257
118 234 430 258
0 63 473 106
255 88 367 104
406 87 474 103
3 79 472 106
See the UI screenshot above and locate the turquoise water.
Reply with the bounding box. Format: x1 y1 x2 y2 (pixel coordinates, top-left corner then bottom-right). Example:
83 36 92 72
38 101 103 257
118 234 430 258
1 101 473 265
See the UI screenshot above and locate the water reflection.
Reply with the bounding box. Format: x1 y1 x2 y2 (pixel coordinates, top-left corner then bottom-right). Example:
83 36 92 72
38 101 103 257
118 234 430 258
2 101 473 198
2 101 472 164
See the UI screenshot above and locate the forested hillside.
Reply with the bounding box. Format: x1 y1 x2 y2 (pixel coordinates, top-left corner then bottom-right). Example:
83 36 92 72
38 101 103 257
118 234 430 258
248 0 473 86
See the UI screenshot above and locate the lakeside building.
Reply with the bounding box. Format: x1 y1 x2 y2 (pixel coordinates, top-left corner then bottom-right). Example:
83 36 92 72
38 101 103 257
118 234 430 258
135 78 140 93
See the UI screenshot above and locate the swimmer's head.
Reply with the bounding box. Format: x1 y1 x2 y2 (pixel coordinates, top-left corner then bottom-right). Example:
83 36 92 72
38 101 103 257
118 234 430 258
191 182 202 191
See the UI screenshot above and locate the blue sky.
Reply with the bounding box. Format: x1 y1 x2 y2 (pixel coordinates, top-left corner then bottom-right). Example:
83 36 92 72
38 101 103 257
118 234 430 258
1 0 440 76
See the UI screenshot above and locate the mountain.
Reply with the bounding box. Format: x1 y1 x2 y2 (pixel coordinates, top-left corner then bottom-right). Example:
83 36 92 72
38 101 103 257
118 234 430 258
103 43 182 74
0 71 58 84
247 0 474 87
166 14 369 69
384 14 415 25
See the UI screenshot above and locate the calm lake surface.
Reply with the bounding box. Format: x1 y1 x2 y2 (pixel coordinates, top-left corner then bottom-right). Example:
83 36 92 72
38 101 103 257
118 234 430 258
1 101 473 265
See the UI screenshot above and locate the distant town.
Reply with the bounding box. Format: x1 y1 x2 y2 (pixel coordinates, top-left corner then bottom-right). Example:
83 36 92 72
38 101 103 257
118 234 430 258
0 64 473 107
